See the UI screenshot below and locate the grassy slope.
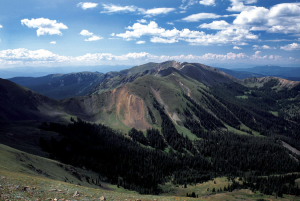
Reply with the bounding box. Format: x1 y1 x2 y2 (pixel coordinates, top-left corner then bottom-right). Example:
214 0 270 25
128 73 255 137
1 144 298 200
0 144 102 188
127 73 205 139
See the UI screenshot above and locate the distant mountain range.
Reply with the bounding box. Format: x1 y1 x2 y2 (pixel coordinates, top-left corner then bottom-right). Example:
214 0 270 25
220 66 300 80
10 72 106 99
0 65 130 79
218 68 265 79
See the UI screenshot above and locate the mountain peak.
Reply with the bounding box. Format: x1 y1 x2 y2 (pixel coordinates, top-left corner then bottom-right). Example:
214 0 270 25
157 60 182 70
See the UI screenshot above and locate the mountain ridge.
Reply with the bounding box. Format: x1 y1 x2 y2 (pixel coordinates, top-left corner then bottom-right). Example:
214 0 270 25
4 61 300 132
9 72 106 99
59 62 300 135
243 76 300 89
9 61 300 100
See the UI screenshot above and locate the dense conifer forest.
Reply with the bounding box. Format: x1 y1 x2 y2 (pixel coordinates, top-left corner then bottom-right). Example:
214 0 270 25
40 117 300 194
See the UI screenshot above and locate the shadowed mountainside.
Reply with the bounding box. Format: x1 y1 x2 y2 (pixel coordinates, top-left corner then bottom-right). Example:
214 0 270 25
0 78 68 122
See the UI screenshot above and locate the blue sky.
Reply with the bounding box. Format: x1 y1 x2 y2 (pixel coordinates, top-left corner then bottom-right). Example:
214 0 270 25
0 0 299 69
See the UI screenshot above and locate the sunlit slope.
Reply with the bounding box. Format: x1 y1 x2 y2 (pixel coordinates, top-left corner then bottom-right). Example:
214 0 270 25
63 62 300 140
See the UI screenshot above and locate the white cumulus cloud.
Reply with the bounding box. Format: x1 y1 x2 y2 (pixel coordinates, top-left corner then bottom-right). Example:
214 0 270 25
136 40 146 44
253 45 275 50
199 20 231 30
144 8 175 16
115 21 258 46
180 0 198 10
101 4 138 13
0 48 295 68
227 0 258 12
182 13 221 22
80 29 103 41
251 50 282 60
150 37 178 44
234 7 269 25
199 0 215 6
21 18 68 36
202 52 247 60
115 21 166 39
234 3 300 34
183 13 237 22
101 4 175 16
80 29 94 36
0 48 68 64
233 46 242 50
84 35 103 42
50 41 57 45
77 2 98 10
137 19 147 24
280 43 300 51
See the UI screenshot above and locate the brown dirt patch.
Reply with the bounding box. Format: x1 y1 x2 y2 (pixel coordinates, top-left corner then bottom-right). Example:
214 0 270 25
111 87 151 130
